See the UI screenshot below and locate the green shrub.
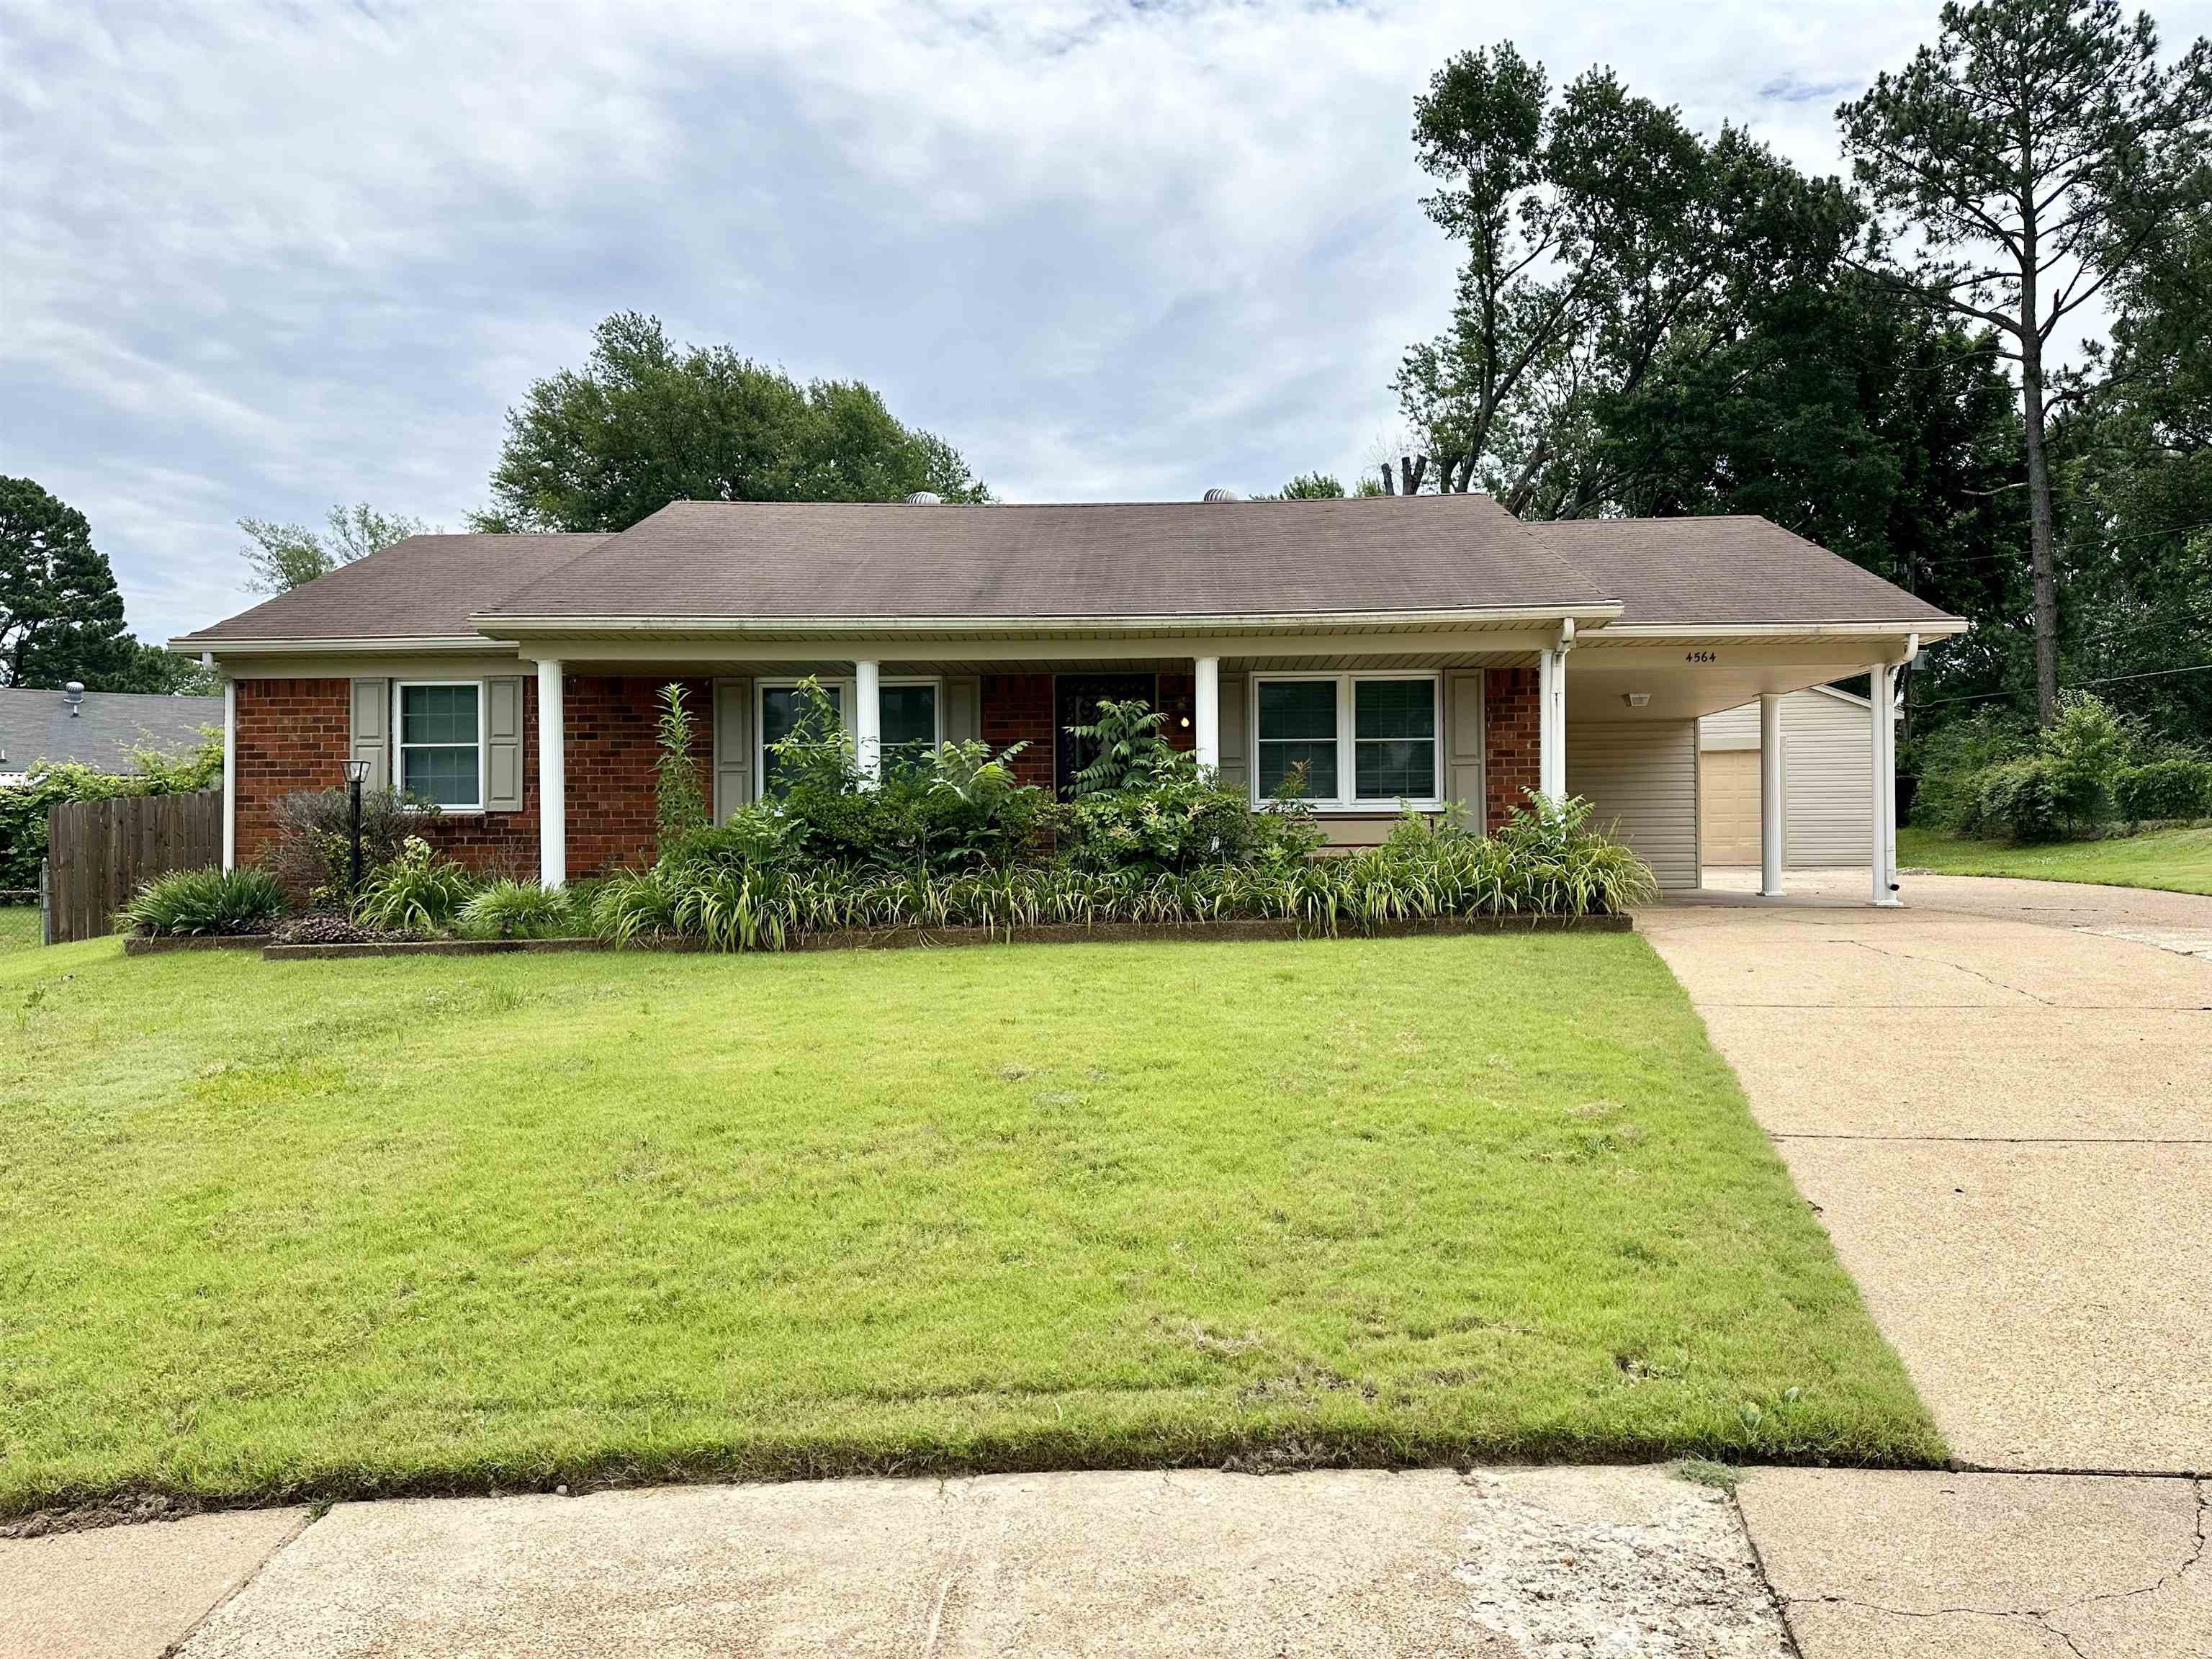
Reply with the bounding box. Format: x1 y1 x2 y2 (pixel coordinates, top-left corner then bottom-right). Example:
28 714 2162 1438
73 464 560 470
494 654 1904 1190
1907 708 2031 834
262 786 431 904
2039 691 2126 832
456 879 585 940
0 732 224 889
592 791 1654 952
354 837 477 934
1975 755 2064 842
120 866 288 937
2113 757 2212 824
1068 698 1182 796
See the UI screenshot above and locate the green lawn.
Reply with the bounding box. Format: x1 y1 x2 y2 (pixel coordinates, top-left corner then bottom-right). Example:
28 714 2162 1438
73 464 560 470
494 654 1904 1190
0 932 1938 1514
1899 823 2212 896
0 906 38 953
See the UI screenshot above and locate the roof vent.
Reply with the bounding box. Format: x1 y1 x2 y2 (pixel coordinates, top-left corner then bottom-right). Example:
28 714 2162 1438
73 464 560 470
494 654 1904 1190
1201 487 1243 503
62 680 84 718
904 491 943 505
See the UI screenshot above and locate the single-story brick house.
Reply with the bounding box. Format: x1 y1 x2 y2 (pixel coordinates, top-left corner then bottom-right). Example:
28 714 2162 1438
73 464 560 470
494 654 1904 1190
171 495 1963 902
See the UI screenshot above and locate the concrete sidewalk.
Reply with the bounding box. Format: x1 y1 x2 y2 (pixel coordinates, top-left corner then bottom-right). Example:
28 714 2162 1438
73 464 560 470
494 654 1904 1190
6 1467 1794 1658
1647 869 2212 1658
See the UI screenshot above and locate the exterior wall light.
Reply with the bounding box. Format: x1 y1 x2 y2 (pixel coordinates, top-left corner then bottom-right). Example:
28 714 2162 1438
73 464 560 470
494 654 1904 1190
1623 692 1652 709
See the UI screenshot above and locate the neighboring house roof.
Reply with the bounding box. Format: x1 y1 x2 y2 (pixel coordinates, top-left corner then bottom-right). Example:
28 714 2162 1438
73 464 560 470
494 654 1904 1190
177 534 610 645
1524 516 1956 630
170 498 1962 646
0 688 223 775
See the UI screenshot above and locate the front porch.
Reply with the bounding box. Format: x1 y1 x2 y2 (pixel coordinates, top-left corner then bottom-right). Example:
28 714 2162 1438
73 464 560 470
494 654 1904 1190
500 626 1917 902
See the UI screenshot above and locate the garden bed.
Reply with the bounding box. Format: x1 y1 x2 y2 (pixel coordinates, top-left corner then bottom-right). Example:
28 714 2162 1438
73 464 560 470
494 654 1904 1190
256 912 1633 960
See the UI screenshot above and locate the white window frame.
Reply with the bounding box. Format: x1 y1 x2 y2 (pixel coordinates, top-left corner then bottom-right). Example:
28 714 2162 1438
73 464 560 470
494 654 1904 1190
392 678 487 813
755 675 943 799
1248 671 1444 811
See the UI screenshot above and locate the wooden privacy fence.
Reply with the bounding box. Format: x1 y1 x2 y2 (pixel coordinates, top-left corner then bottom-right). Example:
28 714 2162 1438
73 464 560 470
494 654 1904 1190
44 790 222 944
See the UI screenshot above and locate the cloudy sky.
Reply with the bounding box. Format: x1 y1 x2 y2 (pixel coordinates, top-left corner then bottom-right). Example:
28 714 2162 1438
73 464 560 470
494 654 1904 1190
6 0 2208 644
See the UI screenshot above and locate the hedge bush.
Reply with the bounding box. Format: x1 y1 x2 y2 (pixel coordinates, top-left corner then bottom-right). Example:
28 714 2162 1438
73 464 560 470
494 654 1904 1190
118 866 288 937
0 733 222 888
2113 757 2212 824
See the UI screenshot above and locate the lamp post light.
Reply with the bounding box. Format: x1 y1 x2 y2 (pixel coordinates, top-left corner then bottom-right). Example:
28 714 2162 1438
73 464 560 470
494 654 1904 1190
343 759 370 897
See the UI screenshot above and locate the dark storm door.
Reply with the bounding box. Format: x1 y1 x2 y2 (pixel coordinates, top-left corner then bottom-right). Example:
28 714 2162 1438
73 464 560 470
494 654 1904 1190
1054 673 1159 799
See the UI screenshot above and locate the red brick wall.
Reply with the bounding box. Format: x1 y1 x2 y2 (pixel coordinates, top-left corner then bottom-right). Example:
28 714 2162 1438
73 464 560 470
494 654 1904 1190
562 675 714 874
231 673 711 882
1484 667 1541 830
233 678 351 865
981 674 1056 791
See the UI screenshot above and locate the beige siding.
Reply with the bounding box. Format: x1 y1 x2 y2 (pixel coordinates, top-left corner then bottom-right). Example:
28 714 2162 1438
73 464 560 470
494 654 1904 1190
1697 690 1874 867
1782 694 1874 866
1567 720 1699 890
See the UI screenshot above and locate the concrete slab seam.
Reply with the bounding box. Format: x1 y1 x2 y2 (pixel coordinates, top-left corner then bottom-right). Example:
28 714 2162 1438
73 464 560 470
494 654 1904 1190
156 1508 316 1658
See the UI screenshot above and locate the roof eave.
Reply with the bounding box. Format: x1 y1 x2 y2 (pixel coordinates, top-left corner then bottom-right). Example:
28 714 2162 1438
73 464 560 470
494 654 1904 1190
468 603 1625 638
170 634 501 655
1590 618 1968 640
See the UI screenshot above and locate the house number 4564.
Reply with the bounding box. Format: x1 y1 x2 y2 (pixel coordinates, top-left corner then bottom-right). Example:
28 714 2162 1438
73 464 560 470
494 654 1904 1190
1683 650 1719 664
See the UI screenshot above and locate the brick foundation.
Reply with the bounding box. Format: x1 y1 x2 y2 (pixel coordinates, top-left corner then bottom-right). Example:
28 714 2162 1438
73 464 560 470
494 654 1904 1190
1483 667 1541 830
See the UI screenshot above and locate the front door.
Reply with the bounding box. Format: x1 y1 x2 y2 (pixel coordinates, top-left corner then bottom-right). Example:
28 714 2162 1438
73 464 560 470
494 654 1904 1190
1054 673 1159 799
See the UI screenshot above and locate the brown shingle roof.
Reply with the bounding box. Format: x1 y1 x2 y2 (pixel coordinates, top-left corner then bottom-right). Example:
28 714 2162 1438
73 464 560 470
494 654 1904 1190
175 534 609 644
477 497 1614 623
1529 516 1958 629
174 500 1961 644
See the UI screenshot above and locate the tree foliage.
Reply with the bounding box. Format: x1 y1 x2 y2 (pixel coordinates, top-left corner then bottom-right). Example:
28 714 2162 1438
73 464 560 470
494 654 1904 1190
471 313 990 533
0 477 200 693
1838 0 2212 720
238 504 430 594
1393 45 1858 513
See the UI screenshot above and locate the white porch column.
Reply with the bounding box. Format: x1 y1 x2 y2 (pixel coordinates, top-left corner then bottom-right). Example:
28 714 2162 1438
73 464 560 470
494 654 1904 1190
854 659 882 786
1758 692 1784 897
537 657 565 889
1192 655 1220 773
1537 633 1571 801
220 674 236 871
1868 662 1899 907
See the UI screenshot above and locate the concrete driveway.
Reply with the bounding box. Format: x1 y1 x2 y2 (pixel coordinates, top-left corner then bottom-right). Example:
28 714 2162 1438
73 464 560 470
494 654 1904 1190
1645 869 2211 1656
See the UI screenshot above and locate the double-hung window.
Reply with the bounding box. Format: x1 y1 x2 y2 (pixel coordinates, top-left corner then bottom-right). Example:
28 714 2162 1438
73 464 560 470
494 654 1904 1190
757 678 940 796
395 681 483 810
1251 673 1440 809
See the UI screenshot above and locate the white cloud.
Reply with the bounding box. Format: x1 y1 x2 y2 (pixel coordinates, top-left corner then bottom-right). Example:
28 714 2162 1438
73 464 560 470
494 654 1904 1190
4 0 2206 639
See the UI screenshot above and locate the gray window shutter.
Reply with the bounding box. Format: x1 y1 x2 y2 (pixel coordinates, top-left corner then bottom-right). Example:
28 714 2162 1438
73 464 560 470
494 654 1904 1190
485 676 524 811
1218 673 1248 798
1446 670 1485 823
714 678 753 819
350 678 390 791
945 675 981 745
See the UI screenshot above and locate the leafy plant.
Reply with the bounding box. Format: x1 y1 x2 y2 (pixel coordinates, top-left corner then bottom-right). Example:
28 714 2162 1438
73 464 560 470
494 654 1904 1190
1068 698 1179 796
653 682 709 847
2113 757 2212 826
261 786 432 905
0 732 223 889
119 866 288 937
354 837 477 934
457 879 585 940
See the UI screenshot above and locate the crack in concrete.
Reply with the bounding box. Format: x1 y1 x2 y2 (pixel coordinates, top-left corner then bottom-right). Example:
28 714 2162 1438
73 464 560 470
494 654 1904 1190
1835 937 2059 1005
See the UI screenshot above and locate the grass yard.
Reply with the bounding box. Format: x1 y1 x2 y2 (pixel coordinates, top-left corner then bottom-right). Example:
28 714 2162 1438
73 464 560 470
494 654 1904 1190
1899 823 2212 896
0 931 1939 1515
0 905 38 953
